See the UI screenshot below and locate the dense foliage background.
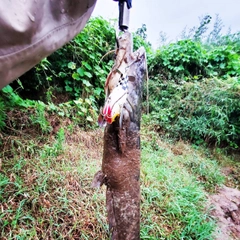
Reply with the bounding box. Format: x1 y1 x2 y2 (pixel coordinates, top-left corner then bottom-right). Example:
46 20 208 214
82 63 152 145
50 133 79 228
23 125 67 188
1 15 240 240
1 16 239 150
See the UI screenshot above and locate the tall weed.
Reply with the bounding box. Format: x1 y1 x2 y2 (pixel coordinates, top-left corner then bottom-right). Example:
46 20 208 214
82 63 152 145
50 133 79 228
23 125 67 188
144 77 240 149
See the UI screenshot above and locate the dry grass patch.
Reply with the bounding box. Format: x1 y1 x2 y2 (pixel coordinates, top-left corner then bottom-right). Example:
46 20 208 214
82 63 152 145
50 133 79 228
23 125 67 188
0 127 108 239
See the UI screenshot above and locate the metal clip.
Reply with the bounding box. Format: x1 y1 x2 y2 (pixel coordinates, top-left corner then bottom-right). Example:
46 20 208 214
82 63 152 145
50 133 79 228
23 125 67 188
114 0 132 31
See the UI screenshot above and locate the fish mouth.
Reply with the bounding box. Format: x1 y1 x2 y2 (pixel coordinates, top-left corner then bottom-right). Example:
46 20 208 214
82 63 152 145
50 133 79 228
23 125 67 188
102 92 128 124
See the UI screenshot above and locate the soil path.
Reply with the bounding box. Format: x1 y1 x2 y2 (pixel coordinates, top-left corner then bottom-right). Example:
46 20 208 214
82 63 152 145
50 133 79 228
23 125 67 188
209 186 240 240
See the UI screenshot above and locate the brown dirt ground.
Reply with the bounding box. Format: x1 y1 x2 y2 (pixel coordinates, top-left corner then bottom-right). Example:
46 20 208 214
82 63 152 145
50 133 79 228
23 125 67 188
209 185 240 240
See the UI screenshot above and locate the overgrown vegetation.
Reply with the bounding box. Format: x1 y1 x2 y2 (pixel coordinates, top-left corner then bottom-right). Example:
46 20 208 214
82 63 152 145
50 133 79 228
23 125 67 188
145 77 240 149
147 14 240 150
0 119 228 239
0 15 240 239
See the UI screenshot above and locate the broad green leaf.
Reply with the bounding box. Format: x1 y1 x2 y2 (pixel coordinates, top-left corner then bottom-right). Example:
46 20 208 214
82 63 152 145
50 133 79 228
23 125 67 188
84 71 93 78
94 88 102 96
77 67 85 77
220 63 225 69
58 111 65 117
74 98 83 105
86 116 93 122
85 98 91 105
82 61 92 70
65 86 73 92
68 62 76 70
80 107 87 113
58 72 67 78
82 80 92 87
72 72 80 80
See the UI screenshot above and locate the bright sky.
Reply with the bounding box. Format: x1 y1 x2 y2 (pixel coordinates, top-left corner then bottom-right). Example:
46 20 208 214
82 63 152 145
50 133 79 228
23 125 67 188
92 0 240 48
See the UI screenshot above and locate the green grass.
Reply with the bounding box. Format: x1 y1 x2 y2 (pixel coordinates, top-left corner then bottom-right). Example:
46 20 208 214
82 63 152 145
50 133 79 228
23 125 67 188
0 128 107 239
0 121 235 239
139 135 221 239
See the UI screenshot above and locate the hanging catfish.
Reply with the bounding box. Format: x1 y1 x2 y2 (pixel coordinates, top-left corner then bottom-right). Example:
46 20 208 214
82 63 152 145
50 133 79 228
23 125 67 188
93 30 147 240
98 31 146 128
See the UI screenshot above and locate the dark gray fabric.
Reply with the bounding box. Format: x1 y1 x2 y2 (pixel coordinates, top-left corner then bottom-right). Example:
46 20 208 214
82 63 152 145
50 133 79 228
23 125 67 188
0 0 97 89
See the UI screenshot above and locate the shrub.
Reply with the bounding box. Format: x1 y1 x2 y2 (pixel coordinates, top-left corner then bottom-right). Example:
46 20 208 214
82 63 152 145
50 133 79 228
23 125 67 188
11 17 116 105
144 77 240 149
207 45 240 78
149 40 208 81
